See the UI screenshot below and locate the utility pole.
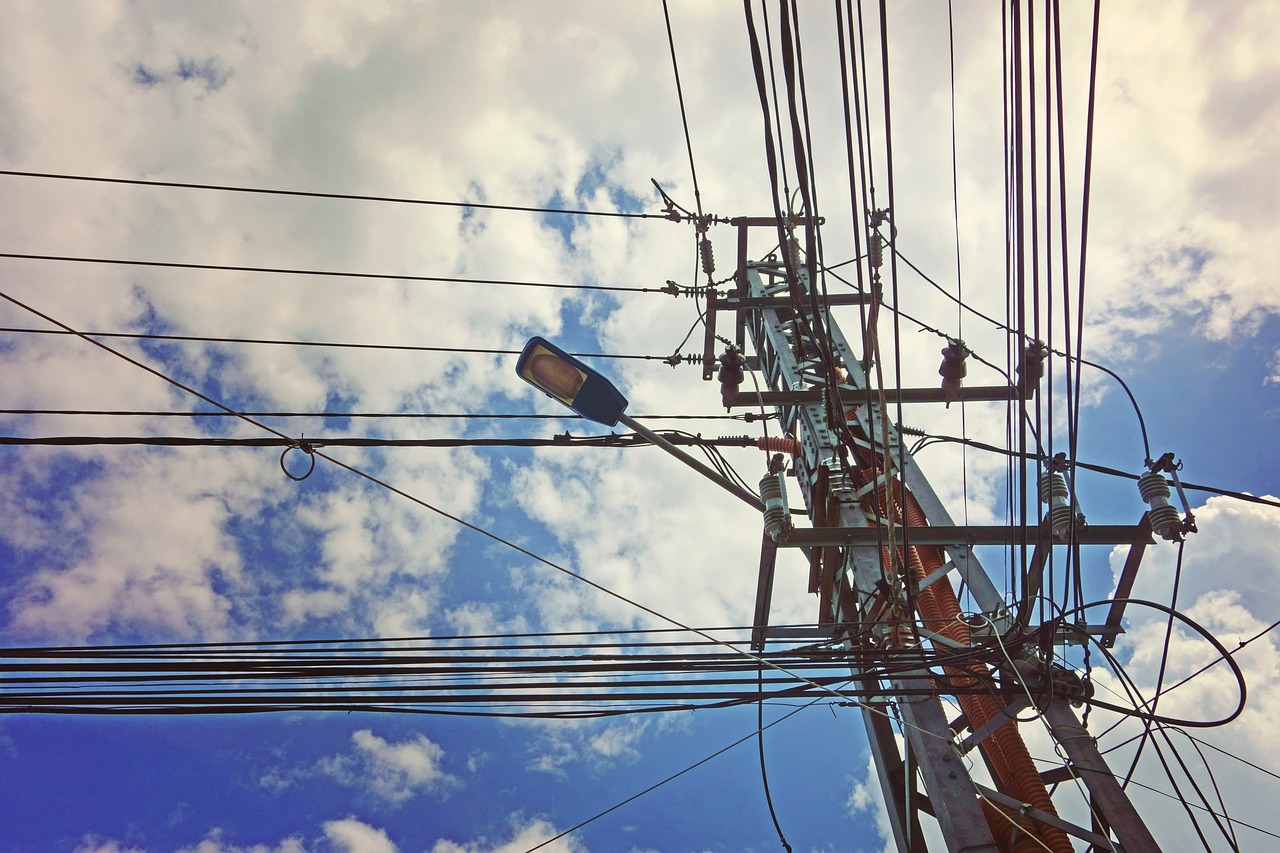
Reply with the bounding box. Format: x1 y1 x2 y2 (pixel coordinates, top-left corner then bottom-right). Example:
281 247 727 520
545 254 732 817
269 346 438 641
702 218 1161 853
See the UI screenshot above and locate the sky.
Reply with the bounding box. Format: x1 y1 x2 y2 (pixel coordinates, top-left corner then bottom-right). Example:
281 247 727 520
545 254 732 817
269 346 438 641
1 1 1279 852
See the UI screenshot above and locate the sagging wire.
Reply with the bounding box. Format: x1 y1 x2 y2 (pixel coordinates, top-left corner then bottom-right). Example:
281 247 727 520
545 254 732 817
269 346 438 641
892 246 1152 464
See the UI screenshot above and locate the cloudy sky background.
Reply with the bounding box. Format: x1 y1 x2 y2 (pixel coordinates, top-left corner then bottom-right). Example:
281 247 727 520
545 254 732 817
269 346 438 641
1 1 1279 851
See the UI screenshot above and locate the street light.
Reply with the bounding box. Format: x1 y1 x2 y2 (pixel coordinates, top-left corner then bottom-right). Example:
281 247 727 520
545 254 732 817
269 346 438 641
516 336 764 511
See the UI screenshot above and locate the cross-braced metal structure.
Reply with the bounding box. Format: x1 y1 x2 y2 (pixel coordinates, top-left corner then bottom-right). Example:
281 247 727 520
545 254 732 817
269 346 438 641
704 218 1160 852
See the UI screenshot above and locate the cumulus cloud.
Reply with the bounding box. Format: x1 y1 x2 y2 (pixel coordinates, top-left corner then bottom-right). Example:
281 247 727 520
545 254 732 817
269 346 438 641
76 830 307 853
3 1 1279 850
322 820 398 853
429 817 585 853
74 823 383 853
264 729 457 806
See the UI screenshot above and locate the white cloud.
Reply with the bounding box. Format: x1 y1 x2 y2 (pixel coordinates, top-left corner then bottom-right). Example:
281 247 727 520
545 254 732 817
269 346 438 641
429 816 585 853
76 841 146 853
175 830 308 853
348 729 457 804
1113 494 1280 635
76 829 308 853
266 729 457 806
322 820 398 853
515 717 653 778
3 2 1279 850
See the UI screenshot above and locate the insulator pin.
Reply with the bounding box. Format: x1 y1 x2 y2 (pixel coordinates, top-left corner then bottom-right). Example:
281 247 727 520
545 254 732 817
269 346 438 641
760 471 793 540
938 341 968 405
1017 341 1047 395
1038 470 1073 539
868 233 883 269
717 348 745 410
1138 471 1182 540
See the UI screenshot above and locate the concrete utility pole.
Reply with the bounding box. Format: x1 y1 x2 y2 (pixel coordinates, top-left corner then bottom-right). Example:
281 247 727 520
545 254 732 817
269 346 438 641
703 218 1161 853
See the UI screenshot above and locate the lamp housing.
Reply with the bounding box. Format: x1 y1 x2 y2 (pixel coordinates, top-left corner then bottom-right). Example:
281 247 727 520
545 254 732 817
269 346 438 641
516 336 629 427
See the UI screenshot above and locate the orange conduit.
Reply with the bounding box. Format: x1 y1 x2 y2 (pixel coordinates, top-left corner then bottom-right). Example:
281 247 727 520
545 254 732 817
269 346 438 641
866 475 1072 853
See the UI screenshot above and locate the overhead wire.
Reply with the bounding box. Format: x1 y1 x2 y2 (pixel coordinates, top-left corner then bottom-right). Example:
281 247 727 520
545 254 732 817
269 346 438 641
0 169 661 220
661 0 704 226
890 246 1151 461
0 408 751 422
0 287 966 727
906 430 1280 511
0 433 760 450
0 325 684 361
0 252 664 293
523 682 843 853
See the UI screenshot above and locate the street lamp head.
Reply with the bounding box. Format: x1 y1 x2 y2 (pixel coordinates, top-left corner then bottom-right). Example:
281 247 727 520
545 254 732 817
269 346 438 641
516 336 629 427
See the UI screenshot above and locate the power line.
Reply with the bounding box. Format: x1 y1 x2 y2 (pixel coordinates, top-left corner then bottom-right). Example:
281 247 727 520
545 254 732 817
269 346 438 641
919 430 1280 511
0 433 759 450
0 252 663 294
0 286 927 720
661 0 704 223
884 247 1152 459
0 409 751 421
0 170 659 220
0 326 684 361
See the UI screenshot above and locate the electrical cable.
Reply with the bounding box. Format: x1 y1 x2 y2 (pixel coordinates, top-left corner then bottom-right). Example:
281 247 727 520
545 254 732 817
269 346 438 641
889 247 1151 464
1042 600 1247 729
1112 775 1280 844
0 252 661 293
0 408 749 422
757 661 793 852
662 0 704 225
523 683 844 853
909 431 1280 511
0 170 660 219
0 287 950 722
0 433 760 450
1122 541 1186 785
1090 640 1234 849
0 325 677 360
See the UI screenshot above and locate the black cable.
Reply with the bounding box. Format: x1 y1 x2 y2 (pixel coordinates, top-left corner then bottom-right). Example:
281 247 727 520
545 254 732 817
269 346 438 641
523 684 843 852
0 409 748 422
0 326 672 360
1152 617 1280 701
1176 730 1280 783
0 291 291 442
1123 540 1187 785
1091 642 1235 849
0 252 659 293
1177 728 1242 851
0 287 856 703
0 433 758 450
910 430 1280 511
758 661 793 852
0 170 658 219
662 0 704 225
1043 600 1247 728
1115 775 1280 844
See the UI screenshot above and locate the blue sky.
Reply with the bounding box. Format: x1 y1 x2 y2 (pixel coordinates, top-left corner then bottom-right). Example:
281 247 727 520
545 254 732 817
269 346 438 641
2 2 1280 852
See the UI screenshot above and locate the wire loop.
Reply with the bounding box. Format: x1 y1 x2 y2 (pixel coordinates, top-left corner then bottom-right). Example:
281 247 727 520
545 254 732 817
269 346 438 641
280 437 317 481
